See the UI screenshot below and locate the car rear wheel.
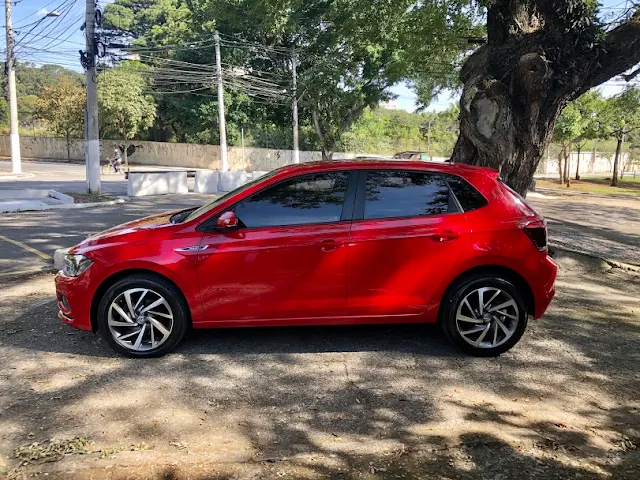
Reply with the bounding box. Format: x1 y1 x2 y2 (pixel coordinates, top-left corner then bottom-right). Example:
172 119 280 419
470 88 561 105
441 275 528 356
97 274 188 358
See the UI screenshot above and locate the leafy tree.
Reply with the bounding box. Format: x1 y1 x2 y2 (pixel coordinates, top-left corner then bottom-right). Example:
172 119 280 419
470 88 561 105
35 78 85 160
450 2 640 195
18 95 40 130
571 91 605 179
100 0 478 157
552 104 583 186
98 66 157 169
0 99 9 129
599 87 640 186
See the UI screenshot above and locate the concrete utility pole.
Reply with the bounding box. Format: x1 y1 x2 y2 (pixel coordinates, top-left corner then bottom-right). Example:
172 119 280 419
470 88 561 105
4 0 21 173
213 30 228 172
85 0 101 193
291 50 299 164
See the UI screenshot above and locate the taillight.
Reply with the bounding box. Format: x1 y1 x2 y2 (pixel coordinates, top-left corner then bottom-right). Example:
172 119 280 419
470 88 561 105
524 221 547 252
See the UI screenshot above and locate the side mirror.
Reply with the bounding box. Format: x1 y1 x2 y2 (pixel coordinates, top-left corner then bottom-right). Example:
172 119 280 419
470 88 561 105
216 211 238 229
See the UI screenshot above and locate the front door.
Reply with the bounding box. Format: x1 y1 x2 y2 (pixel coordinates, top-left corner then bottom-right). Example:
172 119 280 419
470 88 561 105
347 170 470 316
196 171 355 324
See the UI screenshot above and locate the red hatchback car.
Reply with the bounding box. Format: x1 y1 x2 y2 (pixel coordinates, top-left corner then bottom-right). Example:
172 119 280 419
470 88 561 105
55 160 557 358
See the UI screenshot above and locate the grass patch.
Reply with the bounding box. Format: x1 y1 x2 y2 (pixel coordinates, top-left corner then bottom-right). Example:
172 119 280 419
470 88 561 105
65 192 117 203
537 176 640 196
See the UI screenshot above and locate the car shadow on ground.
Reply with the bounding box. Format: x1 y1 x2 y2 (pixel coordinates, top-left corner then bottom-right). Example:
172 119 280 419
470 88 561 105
4 297 459 358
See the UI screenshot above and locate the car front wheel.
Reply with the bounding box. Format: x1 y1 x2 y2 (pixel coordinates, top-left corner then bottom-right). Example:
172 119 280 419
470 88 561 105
97 274 188 358
441 275 528 356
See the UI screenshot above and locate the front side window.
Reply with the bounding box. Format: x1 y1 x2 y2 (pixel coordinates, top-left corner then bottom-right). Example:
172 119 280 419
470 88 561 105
234 172 350 228
364 170 452 220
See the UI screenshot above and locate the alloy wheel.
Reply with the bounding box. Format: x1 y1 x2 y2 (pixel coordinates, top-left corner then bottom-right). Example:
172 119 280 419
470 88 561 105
107 288 174 352
455 287 519 349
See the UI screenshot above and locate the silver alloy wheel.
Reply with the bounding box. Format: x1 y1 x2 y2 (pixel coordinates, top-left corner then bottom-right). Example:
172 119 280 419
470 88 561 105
107 288 174 352
455 287 519 349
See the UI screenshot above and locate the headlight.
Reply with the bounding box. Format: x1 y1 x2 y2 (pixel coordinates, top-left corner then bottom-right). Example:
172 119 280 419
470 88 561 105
63 254 93 277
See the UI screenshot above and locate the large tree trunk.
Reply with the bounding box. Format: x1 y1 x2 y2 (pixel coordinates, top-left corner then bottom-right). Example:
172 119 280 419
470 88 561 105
451 2 640 196
575 145 581 180
611 134 624 187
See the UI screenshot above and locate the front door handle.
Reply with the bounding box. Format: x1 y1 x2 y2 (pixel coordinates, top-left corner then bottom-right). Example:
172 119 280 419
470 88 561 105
430 231 459 242
320 239 340 252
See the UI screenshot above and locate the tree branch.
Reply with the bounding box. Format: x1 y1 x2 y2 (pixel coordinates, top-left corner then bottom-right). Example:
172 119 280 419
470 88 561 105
622 67 640 82
311 108 325 144
581 11 640 92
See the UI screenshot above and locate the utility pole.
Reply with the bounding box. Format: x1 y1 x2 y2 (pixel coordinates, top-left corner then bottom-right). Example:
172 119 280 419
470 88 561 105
213 30 228 172
291 49 299 164
4 0 21 173
85 0 100 193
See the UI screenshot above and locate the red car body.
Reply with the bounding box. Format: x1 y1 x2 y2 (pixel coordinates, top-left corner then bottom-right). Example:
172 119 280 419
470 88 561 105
55 160 556 342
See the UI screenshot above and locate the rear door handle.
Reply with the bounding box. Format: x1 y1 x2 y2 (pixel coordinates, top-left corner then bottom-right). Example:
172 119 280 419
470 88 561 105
430 231 459 242
320 239 340 252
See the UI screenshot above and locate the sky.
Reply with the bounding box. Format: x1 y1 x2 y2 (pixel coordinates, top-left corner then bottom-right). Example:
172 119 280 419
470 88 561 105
3 0 636 113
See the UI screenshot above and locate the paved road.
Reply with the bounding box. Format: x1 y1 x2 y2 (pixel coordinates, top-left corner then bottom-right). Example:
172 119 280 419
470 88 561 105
0 195 213 276
0 160 196 196
529 193 640 266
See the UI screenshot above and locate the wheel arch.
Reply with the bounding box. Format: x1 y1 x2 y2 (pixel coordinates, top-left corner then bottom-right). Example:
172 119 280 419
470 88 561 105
90 269 192 332
437 264 535 323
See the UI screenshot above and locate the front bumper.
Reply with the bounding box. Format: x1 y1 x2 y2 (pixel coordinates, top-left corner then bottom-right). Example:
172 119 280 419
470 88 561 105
55 271 94 331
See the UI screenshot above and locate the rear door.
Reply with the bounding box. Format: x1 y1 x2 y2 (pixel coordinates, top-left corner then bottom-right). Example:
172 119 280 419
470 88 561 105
347 169 470 316
197 170 356 322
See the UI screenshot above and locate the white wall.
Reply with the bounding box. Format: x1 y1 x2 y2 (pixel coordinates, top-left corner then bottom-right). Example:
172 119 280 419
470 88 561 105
0 135 353 172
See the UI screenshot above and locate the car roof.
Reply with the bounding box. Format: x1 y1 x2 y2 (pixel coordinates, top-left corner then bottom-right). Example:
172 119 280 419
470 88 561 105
274 159 499 177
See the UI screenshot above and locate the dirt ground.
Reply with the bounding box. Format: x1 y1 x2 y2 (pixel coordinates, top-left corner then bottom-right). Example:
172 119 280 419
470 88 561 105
0 251 639 479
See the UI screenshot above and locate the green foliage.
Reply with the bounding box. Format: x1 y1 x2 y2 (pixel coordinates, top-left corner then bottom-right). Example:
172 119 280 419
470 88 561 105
12 63 83 97
98 66 157 141
0 99 9 128
18 95 40 127
553 104 583 143
340 106 459 156
599 87 640 140
100 0 479 154
35 78 85 140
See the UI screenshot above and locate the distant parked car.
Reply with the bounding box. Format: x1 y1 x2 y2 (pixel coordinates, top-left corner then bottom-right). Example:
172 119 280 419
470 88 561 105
56 160 557 358
393 150 431 160
353 154 392 160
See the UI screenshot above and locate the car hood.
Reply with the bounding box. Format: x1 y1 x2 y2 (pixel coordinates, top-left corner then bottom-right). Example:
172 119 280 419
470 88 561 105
73 210 178 251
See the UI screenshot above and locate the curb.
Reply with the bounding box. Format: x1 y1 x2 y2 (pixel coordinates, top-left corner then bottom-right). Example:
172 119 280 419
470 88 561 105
550 243 640 273
0 196 128 214
0 264 56 279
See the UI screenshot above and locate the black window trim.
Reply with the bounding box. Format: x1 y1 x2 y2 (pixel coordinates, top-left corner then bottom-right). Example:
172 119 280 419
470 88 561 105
442 173 489 213
352 169 462 222
200 170 359 231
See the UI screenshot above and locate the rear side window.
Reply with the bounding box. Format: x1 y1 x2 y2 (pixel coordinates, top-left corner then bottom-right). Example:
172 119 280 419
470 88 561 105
445 174 488 212
234 172 350 228
363 171 453 220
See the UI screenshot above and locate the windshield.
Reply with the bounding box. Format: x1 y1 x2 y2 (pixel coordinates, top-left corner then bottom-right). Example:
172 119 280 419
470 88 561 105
181 172 277 223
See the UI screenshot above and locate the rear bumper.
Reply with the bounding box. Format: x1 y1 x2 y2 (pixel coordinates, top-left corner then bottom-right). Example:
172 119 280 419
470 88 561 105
54 271 94 331
532 254 558 319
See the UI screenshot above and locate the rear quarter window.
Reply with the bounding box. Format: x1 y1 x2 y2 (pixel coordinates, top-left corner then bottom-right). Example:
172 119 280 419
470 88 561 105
445 174 488 212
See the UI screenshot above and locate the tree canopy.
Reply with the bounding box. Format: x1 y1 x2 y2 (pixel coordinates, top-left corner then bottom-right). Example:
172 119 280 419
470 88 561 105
97 66 157 144
35 78 85 160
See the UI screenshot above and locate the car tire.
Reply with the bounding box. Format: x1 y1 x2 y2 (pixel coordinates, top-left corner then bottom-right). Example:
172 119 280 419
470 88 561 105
97 274 189 358
440 274 528 357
